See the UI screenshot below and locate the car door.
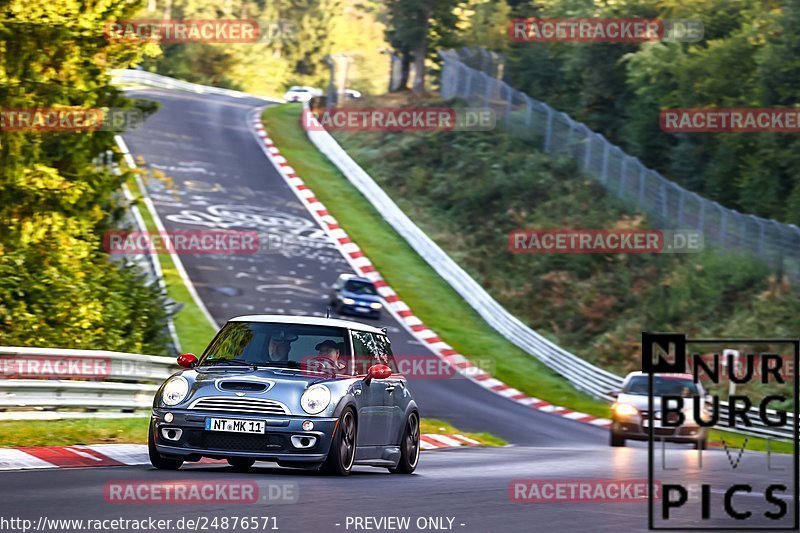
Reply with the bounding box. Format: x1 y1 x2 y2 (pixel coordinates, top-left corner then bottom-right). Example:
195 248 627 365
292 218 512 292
373 333 408 445
351 330 386 448
352 330 404 447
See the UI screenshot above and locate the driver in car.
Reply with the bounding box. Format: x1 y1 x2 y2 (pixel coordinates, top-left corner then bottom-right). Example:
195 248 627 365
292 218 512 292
267 330 298 362
314 339 347 372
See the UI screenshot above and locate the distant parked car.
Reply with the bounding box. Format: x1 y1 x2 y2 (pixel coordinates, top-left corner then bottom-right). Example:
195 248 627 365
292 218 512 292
609 372 709 449
149 315 420 475
329 273 383 319
283 86 322 103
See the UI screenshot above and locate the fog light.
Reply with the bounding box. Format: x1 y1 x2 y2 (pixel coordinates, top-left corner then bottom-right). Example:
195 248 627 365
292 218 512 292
302 420 314 431
164 412 174 423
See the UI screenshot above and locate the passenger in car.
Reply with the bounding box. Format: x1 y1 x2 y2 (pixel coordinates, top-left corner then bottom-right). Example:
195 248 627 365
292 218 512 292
267 331 298 362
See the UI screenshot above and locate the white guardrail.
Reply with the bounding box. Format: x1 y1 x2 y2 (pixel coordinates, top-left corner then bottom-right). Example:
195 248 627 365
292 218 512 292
109 69 282 103
302 109 797 442
0 347 177 419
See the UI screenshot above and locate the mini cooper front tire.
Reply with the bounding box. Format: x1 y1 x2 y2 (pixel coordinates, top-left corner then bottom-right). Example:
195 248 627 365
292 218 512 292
148 421 184 470
321 408 357 476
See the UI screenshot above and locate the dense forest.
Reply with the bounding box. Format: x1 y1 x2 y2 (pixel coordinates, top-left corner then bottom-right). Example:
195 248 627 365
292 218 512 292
0 1 169 351
504 0 800 225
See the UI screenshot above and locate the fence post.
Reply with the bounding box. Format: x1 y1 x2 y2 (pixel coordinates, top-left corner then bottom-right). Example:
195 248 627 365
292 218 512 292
583 129 593 170
697 198 706 232
618 156 628 197
637 164 646 203
719 205 728 246
544 106 555 152
600 140 610 183
463 64 472 99
484 74 493 108
676 188 685 226
524 96 532 129
564 116 576 155
660 182 669 218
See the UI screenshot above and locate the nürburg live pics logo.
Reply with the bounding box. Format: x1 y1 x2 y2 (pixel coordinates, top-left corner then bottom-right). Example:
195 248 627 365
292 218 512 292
643 332 798 530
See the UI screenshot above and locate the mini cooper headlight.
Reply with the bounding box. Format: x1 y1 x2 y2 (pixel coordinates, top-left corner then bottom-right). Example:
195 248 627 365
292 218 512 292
301 384 331 415
161 376 189 406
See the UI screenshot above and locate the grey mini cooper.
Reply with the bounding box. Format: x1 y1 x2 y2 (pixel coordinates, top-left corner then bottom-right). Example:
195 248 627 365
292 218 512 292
149 315 420 475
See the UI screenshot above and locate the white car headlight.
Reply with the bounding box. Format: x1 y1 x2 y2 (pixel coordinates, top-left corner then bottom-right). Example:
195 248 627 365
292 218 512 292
613 403 638 417
161 376 189 406
301 384 331 415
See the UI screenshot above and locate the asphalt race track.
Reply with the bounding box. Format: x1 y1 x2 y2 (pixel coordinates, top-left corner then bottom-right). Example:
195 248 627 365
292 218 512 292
2 88 794 533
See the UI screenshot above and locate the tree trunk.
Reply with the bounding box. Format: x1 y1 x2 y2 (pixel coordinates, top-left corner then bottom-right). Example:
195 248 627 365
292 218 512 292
411 2 431 94
396 53 411 91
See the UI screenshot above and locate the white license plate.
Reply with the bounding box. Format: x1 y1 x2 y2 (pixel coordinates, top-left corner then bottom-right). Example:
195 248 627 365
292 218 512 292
643 419 668 428
205 418 265 434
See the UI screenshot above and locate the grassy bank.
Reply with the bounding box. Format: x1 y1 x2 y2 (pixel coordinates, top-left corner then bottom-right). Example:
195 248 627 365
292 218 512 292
262 104 609 420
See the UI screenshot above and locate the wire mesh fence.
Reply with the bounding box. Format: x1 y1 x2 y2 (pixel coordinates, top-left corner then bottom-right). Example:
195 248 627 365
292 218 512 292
439 48 800 282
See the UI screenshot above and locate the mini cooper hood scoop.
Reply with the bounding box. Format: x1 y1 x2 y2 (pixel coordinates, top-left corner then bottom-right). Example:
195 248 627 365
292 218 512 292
189 368 330 390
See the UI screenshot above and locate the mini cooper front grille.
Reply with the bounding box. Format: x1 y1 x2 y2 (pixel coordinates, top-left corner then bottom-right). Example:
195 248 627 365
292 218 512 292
188 396 290 415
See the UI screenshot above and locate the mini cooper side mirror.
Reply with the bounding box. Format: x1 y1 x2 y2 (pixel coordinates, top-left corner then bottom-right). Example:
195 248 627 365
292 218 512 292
177 352 199 368
364 364 391 385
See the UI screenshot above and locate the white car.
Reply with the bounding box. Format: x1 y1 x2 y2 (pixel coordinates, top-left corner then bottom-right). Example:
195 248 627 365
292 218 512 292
283 86 322 103
609 372 709 449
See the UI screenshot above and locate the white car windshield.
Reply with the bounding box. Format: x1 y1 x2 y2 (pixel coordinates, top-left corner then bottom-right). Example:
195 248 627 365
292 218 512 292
624 376 699 397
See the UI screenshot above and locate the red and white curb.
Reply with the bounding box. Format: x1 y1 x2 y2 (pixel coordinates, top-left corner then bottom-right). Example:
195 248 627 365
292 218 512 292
251 109 612 431
0 437 477 471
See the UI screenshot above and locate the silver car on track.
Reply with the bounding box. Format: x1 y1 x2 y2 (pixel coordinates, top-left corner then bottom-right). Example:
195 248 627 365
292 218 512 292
149 315 420 475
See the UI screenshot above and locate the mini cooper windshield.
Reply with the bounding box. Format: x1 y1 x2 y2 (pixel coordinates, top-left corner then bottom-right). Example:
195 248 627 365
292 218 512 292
199 322 351 375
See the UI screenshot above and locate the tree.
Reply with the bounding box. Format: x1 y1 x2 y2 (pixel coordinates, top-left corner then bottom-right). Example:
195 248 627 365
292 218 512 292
383 0 460 93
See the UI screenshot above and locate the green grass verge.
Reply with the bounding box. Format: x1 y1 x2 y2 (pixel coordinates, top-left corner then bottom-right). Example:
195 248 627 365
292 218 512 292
124 175 217 355
0 417 503 448
420 418 507 447
0 418 149 448
262 104 794 454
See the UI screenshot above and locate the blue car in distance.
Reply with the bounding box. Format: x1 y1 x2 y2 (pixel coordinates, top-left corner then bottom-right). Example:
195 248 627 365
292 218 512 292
329 273 383 319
